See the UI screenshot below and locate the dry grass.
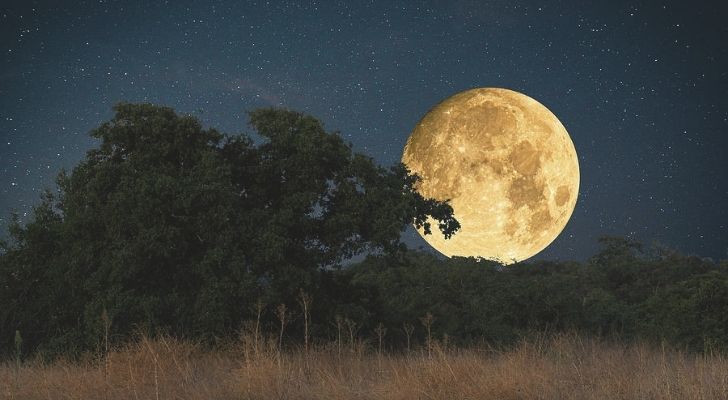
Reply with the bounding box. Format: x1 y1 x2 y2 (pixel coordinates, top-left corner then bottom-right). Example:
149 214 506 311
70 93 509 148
2 333 728 399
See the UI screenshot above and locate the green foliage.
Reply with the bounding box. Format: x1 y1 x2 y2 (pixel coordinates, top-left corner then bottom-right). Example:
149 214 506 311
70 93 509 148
1 103 726 357
640 271 728 351
0 103 457 357
346 243 727 351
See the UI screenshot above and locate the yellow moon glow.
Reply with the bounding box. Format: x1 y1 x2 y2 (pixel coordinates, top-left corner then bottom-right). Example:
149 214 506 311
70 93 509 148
402 88 579 264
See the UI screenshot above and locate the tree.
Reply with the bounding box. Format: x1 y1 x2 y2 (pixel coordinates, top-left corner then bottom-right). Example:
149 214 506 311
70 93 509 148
641 272 728 352
235 108 458 302
0 103 458 355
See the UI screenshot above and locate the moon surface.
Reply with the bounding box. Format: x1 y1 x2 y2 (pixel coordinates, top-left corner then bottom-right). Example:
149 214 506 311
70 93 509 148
402 88 579 264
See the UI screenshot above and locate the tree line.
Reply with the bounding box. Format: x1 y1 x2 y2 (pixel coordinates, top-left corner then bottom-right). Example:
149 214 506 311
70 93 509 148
1 103 726 358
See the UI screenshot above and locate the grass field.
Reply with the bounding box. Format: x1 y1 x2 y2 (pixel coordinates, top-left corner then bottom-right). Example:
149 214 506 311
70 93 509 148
2 333 727 399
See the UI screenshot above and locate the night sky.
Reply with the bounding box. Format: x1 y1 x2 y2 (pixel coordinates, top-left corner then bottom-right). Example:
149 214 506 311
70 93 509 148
2 1 727 262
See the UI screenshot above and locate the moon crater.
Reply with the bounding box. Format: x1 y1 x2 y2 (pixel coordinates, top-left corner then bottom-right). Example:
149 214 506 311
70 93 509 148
402 88 579 263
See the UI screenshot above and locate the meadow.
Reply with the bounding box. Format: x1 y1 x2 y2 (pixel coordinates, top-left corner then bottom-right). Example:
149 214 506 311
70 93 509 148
3 333 727 400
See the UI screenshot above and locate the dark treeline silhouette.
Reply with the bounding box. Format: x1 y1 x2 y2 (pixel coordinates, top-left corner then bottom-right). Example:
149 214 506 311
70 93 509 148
1 104 726 358
351 242 728 353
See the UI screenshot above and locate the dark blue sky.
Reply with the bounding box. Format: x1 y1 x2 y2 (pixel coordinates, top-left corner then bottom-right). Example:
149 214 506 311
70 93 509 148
1 0 727 261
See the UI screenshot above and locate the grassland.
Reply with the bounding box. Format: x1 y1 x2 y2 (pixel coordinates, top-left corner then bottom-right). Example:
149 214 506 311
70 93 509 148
2 333 727 399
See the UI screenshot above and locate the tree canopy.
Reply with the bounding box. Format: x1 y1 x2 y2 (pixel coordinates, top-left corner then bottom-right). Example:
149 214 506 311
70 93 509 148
0 103 458 355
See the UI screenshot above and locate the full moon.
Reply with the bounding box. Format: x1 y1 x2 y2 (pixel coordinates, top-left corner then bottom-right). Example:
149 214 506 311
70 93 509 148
402 88 579 264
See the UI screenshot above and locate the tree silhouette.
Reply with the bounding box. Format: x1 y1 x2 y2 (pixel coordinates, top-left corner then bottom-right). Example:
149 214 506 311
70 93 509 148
0 103 458 355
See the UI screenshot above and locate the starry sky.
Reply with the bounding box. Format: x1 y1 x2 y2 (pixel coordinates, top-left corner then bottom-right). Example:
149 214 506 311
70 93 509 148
1 0 727 261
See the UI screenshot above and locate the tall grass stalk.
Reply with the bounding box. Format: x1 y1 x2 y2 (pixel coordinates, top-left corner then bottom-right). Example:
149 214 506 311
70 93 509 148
275 303 287 352
297 290 312 353
254 299 264 357
420 312 434 358
402 323 414 353
335 315 343 357
13 329 22 390
375 322 387 355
